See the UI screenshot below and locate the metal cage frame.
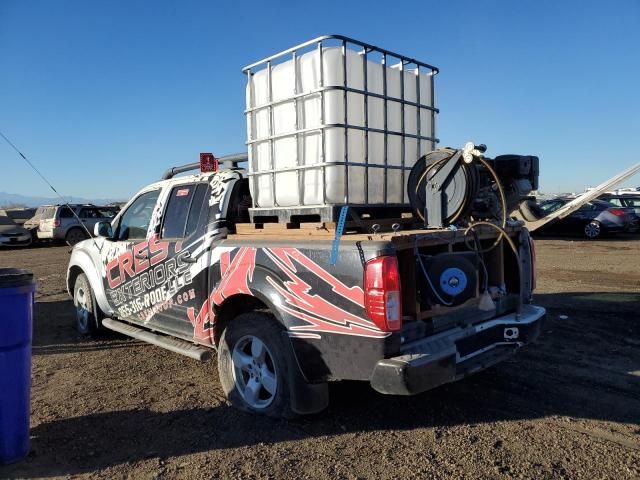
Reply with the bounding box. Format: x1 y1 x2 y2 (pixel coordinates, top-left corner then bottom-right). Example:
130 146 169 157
243 34 440 216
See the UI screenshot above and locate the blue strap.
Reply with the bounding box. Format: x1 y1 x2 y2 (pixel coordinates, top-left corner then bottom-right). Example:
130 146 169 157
330 206 349 265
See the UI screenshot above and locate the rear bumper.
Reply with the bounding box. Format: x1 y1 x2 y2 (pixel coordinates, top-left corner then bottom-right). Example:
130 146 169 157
370 304 546 395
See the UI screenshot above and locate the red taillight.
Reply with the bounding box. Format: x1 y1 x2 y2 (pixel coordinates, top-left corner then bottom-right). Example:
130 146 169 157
364 256 402 332
53 219 60 227
608 208 625 217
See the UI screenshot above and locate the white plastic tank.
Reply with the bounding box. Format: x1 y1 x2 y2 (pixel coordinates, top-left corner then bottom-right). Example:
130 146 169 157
245 38 438 210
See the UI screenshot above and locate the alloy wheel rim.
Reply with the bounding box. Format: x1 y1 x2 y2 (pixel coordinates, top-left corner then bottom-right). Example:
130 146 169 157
231 335 277 409
585 222 600 238
75 286 89 329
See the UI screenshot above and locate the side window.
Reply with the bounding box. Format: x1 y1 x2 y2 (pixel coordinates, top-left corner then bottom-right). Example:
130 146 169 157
184 184 209 238
59 207 74 219
97 208 118 219
116 190 161 241
578 202 595 211
79 208 98 219
608 198 622 206
540 201 562 213
161 183 209 239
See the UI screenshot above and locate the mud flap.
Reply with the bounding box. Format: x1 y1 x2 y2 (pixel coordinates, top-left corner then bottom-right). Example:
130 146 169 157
282 332 329 415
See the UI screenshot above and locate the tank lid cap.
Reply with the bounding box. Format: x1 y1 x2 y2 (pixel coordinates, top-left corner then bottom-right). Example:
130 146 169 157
0 268 35 288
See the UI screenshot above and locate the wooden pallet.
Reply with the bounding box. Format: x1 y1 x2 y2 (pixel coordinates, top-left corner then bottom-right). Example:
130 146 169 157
229 221 522 250
249 204 415 225
234 216 418 237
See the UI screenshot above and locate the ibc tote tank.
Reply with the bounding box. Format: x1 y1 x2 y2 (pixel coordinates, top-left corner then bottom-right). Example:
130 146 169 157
243 35 439 221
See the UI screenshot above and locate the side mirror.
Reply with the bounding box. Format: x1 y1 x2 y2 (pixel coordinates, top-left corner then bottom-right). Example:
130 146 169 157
94 221 113 238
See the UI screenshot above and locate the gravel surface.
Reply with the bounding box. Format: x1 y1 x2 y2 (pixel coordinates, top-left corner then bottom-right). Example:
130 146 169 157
1 238 639 479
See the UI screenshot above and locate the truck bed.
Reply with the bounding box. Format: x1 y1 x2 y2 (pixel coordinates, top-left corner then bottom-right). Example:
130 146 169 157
228 221 528 327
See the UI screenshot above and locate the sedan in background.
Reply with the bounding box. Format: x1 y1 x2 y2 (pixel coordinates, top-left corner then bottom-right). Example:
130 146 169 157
534 198 637 239
599 194 640 228
0 211 32 247
4 207 37 226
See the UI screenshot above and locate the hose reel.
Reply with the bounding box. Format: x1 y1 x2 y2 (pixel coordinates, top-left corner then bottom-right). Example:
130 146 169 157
408 143 539 228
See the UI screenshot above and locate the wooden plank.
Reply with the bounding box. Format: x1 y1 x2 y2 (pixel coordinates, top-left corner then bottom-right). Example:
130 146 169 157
235 217 419 234
235 223 262 233
298 222 334 230
230 223 522 244
263 223 295 230
229 229 336 238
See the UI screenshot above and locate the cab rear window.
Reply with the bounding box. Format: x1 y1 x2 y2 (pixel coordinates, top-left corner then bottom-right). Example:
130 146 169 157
161 183 209 239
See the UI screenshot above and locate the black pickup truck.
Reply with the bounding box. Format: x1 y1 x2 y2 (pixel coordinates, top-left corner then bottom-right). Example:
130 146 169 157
66 161 545 418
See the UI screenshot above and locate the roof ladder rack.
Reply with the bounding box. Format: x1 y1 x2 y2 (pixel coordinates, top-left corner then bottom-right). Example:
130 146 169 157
161 152 248 180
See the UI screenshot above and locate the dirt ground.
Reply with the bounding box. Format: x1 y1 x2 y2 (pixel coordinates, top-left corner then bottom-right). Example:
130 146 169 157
1 238 639 479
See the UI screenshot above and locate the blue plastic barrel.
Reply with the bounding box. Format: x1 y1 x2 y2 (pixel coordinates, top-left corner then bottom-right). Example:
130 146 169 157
0 268 36 464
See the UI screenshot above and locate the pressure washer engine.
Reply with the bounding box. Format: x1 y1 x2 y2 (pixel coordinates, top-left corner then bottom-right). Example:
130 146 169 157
408 143 539 228
407 142 539 308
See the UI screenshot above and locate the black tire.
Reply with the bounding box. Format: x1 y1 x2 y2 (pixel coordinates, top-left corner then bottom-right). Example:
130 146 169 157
583 220 602 239
73 273 101 336
65 227 88 246
217 312 296 418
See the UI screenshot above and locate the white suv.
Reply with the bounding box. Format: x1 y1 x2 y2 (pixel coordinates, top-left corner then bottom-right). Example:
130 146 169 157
38 204 119 245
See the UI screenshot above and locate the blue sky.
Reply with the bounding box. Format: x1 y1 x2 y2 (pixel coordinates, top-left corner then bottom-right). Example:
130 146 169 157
1 0 639 200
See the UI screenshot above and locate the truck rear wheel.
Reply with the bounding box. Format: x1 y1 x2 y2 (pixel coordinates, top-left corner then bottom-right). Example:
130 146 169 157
217 312 295 418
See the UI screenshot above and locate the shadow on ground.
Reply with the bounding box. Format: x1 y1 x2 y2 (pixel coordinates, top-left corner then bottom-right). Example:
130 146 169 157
3 290 639 477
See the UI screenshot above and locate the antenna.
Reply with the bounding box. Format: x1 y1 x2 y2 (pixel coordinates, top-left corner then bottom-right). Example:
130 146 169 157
0 129 100 248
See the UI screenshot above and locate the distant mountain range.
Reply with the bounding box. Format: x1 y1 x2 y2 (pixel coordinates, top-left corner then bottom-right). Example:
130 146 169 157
0 191 124 208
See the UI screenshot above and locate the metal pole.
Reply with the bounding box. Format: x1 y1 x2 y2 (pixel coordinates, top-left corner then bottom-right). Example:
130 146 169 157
382 53 388 204
267 60 277 207
319 41 328 206
342 39 349 205
293 50 302 206
246 70 256 206
415 65 421 203
362 48 369 205
400 59 406 204
430 71 436 151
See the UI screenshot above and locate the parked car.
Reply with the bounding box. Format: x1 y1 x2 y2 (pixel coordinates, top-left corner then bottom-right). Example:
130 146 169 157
3 208 37 226
23 205 52 238
599 194 640 229
38 204 119 245
534 198 637 238
0 211 32 247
